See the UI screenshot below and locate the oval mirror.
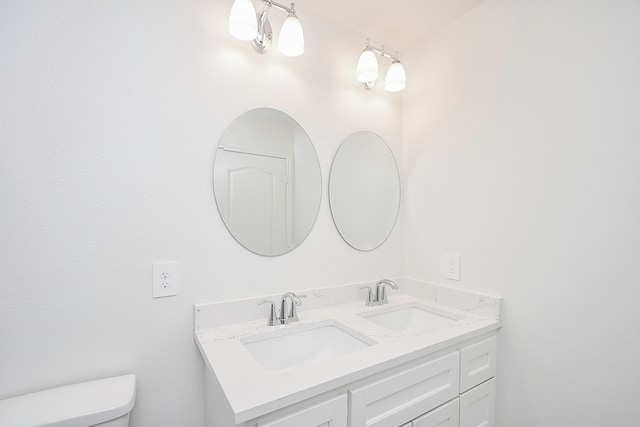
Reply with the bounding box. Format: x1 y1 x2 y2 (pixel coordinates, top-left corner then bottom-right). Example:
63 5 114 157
329 131 400 251
213 108 322 256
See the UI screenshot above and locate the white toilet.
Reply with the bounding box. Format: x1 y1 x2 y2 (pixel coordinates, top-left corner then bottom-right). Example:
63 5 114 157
0 374 136 427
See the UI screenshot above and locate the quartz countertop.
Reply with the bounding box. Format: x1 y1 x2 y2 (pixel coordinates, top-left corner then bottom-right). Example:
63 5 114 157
194 282 501 424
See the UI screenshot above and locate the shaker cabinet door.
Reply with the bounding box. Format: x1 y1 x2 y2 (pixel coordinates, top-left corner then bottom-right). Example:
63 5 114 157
459 379 495 427
412 398 460 427
459 337 497 393
256 394 347 427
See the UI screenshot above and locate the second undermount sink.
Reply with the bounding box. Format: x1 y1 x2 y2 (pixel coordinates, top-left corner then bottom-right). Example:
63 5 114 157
358 303 462 334
241 320 376 371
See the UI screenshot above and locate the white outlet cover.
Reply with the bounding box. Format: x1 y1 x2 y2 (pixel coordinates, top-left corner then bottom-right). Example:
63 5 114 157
444 253 460 280
153 262 178 298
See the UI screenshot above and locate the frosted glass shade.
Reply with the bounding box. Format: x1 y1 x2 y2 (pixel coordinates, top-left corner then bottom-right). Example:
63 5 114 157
356 48 378 83
229 0 257 41
385 60 406 92
279 14 304 57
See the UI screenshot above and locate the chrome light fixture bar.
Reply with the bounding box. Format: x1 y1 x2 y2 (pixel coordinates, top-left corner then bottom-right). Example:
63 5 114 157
228 0 304 57
356 39 406 92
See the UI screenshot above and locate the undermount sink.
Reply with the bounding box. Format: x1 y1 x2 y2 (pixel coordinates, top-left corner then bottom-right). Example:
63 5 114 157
358 303 462 334
241 320 376 371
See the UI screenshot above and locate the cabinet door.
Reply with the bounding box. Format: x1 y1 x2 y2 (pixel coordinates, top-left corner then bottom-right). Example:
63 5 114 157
459 379 495 427
349 352 459 427
459 337 497 393
255 394 347 427
412 398 459 427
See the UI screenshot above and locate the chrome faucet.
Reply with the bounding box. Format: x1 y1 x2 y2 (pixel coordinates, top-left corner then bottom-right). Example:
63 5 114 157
359 279 399 306
257 292 306 326
279 292 305 324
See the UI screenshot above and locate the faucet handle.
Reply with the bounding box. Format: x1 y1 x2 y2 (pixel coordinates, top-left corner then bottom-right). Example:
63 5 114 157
257 300 278 326
359 286 376 306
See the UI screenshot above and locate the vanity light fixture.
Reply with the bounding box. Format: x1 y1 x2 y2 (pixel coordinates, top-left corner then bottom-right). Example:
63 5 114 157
228 0 304 57
356 40 406 92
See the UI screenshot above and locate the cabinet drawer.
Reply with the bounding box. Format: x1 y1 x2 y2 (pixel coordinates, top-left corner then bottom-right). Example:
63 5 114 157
412 398 459 427
349 352 460 427
459 336 496 392
255 394 347 427
459 378 495 427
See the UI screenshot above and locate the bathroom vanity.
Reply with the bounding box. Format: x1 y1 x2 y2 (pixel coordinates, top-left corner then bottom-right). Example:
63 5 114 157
194 279 501 427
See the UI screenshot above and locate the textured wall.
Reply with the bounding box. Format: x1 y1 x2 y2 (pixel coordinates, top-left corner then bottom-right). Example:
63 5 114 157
0 1 403 425
403 0 640 425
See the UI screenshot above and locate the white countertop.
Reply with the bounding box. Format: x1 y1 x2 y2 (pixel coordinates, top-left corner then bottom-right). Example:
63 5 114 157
194 283 501 424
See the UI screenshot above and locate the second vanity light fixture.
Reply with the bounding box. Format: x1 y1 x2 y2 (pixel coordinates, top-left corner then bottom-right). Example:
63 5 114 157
229 0 304 57
356 39 406 92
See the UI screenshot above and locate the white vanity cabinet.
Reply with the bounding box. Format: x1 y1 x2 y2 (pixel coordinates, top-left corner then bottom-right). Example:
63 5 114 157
391 336 497 427
231 333 497 427
356 335 497 427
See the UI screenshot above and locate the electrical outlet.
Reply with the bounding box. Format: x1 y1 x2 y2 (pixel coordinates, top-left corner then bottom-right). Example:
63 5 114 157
153 262 178 298
444 253 460 280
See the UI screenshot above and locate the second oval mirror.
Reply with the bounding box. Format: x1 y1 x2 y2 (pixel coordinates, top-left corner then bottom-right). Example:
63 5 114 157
329 131 400 251
213 108 322 256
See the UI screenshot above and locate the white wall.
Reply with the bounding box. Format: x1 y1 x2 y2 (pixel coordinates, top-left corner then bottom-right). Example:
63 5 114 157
403 0 640 425
0 1 403 426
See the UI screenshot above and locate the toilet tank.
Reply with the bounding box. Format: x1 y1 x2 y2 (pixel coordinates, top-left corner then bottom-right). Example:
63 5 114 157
0 375 136 427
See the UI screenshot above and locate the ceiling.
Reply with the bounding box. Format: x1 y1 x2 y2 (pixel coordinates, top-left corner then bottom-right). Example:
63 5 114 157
301 0 487 51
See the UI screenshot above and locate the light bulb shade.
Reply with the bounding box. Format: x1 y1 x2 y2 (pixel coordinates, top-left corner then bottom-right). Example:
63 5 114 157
279 14 304 57
385 59 406 92
356 48 378 83
229 0 257 41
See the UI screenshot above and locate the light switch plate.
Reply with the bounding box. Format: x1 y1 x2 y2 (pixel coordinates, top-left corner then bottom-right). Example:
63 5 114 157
153 262 178 298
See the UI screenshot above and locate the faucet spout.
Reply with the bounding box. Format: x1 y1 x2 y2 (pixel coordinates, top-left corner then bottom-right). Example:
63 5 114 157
279 292 305 324
375 279 399 305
